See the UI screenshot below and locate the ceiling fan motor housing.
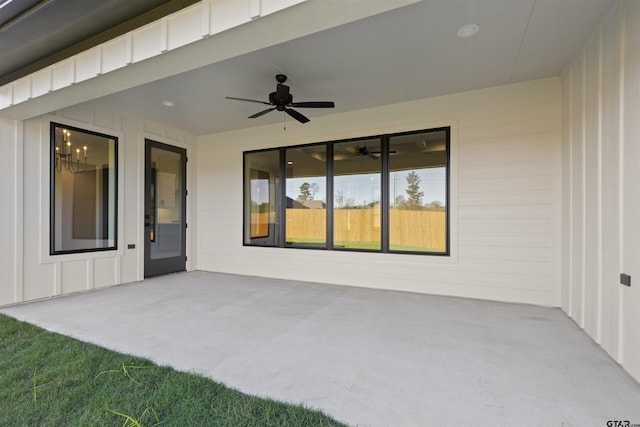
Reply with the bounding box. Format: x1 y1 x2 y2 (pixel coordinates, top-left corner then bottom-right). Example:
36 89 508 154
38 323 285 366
269 84 293 110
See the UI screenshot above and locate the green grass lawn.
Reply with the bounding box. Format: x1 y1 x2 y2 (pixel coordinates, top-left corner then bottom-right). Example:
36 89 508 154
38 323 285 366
0 314 345 427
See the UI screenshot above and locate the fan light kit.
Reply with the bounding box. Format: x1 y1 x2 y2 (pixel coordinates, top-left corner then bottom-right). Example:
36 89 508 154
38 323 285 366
226 74 335 126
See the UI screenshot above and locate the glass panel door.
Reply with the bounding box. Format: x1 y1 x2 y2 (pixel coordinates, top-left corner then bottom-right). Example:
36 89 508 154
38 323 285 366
145 140 187 277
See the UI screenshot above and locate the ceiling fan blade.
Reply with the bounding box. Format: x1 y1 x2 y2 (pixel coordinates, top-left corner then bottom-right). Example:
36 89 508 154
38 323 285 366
290 101 335 108
285 108 310 123
226 97 271 105
248 107 276 118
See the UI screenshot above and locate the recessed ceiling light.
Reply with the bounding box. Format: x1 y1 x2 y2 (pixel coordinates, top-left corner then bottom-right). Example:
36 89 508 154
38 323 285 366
161 100 175 107
457 24 479 38
287 161 293 165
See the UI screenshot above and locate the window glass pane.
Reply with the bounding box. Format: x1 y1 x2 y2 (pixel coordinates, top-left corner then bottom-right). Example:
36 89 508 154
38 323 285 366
244 150 281 246
333 138 381 250
389 130 448 253
51 124 117 254
149 147 183 259
286 145 326 248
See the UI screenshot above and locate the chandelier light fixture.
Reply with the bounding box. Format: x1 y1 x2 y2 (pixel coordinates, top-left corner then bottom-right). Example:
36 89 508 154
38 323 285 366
55 129 88 174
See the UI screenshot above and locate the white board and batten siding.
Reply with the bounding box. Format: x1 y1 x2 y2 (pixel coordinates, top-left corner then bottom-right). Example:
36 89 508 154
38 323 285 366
196 77 562 308
0 106 196 306
0 0 309 114
561 0 640 382
0 117 23 305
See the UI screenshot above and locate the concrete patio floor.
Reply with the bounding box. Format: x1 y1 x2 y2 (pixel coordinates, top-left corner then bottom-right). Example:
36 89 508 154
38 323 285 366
2 271 640 426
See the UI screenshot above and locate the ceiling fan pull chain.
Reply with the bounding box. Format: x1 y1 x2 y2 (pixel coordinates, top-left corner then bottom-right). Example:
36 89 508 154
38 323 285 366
283 112 286 131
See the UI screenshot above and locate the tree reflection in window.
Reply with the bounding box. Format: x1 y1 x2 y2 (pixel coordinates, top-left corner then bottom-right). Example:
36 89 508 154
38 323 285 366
333 139 381 250
243 127 449 255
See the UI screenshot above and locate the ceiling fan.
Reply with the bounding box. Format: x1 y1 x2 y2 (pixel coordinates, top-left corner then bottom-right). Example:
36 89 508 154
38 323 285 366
346 145 379 159
226 74 335 124
343 144 396 160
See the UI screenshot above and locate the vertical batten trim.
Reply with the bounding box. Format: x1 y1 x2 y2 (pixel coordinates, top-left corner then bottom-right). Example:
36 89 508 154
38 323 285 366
596 26 604 343
616 0 627 365
14 120 24 303
96 46 103 75
99 45 107 74
119 115 128 284
551 80 563 306
160 18 169 52
201 0 211 37
71 57 78 84
250 0 261 19
125 33 133 65
567 65 574 317
48 67 53 92
86 259 94 290
115 254 122 285
580 50 587 328
137 128 145 281
71 56 80 84
54 262 61 296
38 120 47 265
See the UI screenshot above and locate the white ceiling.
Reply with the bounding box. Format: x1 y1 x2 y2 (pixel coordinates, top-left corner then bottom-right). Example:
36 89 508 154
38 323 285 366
91 0 612 136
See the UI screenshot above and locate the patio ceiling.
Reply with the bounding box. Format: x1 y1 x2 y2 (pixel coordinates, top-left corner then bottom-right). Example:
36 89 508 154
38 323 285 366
2 0 613 135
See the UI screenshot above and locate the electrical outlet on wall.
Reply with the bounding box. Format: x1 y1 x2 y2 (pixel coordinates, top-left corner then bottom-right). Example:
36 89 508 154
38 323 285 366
620 273 631 287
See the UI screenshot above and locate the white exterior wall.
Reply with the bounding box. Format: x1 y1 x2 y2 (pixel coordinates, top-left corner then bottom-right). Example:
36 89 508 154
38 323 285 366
0 118 22 305
0 106 196 306
561 0 640 382
197 78 562 307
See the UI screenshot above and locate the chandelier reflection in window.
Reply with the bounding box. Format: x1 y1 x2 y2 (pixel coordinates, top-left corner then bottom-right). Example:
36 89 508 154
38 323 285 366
55 129 88 174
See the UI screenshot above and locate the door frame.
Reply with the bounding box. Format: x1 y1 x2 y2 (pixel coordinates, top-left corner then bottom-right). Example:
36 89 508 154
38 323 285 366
144 139 188 277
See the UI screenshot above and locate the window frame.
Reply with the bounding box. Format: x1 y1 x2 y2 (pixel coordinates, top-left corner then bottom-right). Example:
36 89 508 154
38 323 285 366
49 122 119 256
243 126 450 256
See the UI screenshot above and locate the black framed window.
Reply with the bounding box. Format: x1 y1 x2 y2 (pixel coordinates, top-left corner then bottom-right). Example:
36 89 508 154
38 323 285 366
50 123 118 254
243 127 450 255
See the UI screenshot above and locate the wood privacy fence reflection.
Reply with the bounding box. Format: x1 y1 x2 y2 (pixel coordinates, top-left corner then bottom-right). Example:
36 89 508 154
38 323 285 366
388 209 446 251
250 213 270 238
275 208 446 251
